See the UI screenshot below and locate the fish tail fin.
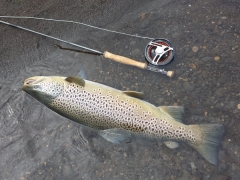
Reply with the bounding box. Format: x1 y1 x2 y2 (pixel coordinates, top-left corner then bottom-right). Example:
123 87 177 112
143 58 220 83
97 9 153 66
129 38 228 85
188 124 225 165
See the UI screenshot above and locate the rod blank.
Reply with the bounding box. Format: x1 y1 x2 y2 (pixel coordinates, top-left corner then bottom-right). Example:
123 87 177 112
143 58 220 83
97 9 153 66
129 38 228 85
0 20 103 55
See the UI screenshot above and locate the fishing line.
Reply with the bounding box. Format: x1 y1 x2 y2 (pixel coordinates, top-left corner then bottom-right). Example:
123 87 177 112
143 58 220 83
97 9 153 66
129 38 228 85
0 16 175 77
0 16 154 40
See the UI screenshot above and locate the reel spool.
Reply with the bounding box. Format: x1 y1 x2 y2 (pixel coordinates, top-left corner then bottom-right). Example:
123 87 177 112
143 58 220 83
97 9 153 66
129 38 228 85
145 38 174 66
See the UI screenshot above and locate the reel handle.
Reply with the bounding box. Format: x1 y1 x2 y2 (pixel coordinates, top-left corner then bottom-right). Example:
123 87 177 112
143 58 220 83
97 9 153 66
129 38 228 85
103 51 147 69
166 71 174 77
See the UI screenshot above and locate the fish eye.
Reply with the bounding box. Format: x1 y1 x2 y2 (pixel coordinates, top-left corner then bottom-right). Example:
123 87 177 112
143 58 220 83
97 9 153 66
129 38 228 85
33 85 39 90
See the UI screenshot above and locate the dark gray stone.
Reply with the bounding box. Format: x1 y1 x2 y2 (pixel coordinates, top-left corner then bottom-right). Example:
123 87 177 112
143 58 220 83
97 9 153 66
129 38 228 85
141 21 149 28
131 48 141 56
172 32 180 38
201 57 212 62
202 30 209 36
130 41 136 46
190 108 203 115
218 74 227 83
183 82 195 91
214 87 226 97
157 98 164 104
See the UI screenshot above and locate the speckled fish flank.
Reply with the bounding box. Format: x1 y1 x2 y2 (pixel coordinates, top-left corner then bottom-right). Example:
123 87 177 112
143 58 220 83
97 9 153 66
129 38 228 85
22 76 224 165
50 81 196 143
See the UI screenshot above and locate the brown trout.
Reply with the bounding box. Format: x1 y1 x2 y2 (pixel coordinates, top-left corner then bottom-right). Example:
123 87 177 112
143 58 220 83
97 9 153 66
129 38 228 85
22 76 224 165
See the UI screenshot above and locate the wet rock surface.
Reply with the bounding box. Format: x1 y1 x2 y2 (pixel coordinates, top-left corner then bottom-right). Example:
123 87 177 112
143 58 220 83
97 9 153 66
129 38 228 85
0 0 240 179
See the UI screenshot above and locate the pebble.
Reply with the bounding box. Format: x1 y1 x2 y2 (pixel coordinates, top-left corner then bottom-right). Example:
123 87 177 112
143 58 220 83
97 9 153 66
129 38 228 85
183 82 195 91
190 108 202 115
157 98 164 104
202 57 212 62
219 150 226 162
186 51 194 57
161 153 170 161
141 21 149 28
130 41 136 46
201 70 207 78
214 56 220 61
164 27 170 34
218 163 228 172
131 48 141 56
202 30 208 36
231 163 237 171
218 74 227 83
185 47 190 52
215 175 229 180
192 46 199 52
172 32 180 38
238 104 240 110
183 96 188 101
214 87 226 97
179 171 193 180
211 47 219 54
140 12 146 19
190 162 197 170
189 63 196 69
225 101 235 111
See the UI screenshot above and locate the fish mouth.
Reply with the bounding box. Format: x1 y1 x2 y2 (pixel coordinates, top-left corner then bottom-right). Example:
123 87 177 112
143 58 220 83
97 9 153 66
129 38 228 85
22 76 45 88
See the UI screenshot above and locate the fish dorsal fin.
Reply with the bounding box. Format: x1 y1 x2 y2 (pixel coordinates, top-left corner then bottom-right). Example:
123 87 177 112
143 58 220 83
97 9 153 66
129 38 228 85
158 106 184 123
65 76 85 87
123 91 144 99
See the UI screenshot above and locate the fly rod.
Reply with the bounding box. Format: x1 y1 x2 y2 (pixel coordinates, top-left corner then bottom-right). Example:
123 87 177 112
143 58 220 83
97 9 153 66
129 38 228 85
0 19 174 77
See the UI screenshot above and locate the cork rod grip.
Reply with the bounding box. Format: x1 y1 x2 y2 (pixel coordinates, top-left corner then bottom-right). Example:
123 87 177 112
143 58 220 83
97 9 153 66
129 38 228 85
103 51 147 69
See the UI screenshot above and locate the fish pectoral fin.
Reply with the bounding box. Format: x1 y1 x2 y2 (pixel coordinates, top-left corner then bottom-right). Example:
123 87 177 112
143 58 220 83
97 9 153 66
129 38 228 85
123 91 144 99
77 69 87 80
98 128 131 144
158 106 184 123
164 141 179 149
65 76 85 87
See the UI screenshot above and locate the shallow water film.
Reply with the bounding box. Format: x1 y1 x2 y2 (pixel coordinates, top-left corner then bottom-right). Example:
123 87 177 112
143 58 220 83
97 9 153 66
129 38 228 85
0 0 240 179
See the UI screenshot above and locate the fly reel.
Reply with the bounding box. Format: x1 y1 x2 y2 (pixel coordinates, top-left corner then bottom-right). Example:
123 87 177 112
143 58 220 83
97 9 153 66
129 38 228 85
145 38 174 66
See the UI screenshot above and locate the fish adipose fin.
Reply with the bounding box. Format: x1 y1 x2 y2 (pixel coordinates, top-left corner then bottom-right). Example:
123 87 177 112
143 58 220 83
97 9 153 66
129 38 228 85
158 106 184 123
189 124 225 165
123 91 144 99
65 76 85 86
98 128 131 144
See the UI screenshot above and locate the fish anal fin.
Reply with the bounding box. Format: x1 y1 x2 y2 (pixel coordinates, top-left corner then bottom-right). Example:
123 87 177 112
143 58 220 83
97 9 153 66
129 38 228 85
123 91 144 99
98 128 131 144
65 76 85 87
158 106 184 123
